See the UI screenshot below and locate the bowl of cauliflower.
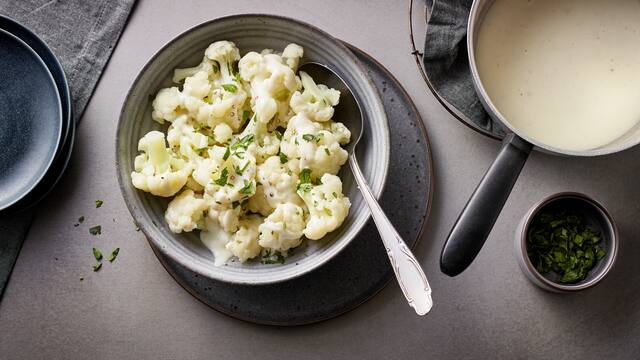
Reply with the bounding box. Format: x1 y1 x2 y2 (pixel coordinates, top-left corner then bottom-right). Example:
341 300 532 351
116 15 390 284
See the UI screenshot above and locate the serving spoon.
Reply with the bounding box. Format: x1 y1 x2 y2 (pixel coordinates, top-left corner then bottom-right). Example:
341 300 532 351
299 63 433 316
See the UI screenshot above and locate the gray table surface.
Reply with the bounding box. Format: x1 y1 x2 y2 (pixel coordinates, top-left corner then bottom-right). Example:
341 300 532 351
2 0 640 359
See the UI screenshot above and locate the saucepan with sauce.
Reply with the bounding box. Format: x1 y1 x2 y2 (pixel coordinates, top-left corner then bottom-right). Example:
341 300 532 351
441 0 640 276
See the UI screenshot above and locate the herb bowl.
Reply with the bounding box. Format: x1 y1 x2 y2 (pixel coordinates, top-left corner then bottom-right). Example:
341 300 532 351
515 192 618 292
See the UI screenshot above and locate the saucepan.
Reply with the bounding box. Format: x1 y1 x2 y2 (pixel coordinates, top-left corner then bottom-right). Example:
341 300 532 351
440 0 640 276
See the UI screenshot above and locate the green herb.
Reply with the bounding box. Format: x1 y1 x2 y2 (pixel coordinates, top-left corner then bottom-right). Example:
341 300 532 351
235 73 242 83
302 134 315 142
261 250 287 264
238 180 254 195
324 208 333 216
279 152 288 164
274 130 283 141
527 211 606 284
242 110 251 123
214 168 229 186
231 134 254 151
95 200 103 208
234 161 249 176
332 192 338 198
108 248 120 263
297 168 313 193
92 247 103 261
221 83 237 93
223 146 231 160
79 216 85 223
93 263 102 272
89 226 101 236
324 148 331 156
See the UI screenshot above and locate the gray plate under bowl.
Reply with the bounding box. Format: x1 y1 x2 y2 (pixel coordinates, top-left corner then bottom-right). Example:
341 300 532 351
151 43 434 326
0 29 62 210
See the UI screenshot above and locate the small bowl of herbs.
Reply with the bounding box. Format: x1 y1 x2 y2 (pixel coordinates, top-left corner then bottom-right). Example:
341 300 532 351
515 192 618 292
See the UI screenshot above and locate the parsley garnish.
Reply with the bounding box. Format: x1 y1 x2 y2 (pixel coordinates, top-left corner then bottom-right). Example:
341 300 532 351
223 146 231 160
93 263 102 272
221 83 237 93
332 192 338 198
261 250 287 264
92 247 103 261
302 134 315 142
89 226 101 236
238 180 254 195
274 130 283 141
231 134 254 150
242 110 251 123
234 161 249 176
108 248 120 263
297 168 313 192
235 73 242 83
324 148 331 156
214 168 229 186
279 152 288 164
527 211 606 283
95 200 103 208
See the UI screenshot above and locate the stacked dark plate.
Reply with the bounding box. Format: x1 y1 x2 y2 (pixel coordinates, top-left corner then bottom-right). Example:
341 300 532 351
0 16 74 213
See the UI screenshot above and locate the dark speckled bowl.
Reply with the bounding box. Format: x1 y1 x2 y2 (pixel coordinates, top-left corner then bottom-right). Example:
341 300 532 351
116 15 390 284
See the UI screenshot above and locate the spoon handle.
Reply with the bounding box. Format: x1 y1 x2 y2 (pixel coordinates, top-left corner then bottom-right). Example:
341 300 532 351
349 156 433 315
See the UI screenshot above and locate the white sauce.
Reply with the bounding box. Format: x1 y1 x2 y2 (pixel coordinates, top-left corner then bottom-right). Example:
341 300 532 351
476 0 640 151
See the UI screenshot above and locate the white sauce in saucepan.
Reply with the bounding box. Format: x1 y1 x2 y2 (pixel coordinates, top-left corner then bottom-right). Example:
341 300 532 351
476 0 640 151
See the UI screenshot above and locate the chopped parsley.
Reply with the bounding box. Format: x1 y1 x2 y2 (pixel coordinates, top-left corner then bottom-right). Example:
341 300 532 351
221 83 237 93
261 250 287 264
234 161 250 176
92 263 102 272
92 247 103 261
79 216 85 223
223 146 231 160
89 226 102 236
302 134 315 142
238 180 254 195
108 248 120 263
332 192 338 198
214 168 229 186
527 211 606 283
324 148 331 156
231 134 254 151
297 168 313 192
242 110 251 123
235 73 242 83
279 152 288 164
274 130 283 141
95 200 103 208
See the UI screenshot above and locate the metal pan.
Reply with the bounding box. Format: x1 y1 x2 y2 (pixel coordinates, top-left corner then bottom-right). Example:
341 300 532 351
440 0 640 276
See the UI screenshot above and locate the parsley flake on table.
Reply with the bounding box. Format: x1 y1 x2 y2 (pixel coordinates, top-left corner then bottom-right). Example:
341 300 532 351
527 211 606 283
92 247 103 261
108 248 120 263
89 225 102 236
93 263 102 272
95 199 104 208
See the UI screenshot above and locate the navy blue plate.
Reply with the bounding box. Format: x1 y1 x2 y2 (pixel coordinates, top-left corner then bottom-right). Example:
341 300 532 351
0 16 73 213
0 29 62 210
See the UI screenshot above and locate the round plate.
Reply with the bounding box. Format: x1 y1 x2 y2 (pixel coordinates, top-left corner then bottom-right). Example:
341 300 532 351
0 29 62 210
0 16 74 213
151 43 434 326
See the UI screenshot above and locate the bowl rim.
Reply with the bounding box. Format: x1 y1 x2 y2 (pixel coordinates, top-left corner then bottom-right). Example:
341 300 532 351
517 192 619 291
116 14 391 285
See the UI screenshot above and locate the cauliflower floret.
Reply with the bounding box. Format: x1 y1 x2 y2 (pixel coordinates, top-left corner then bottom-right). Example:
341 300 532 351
204 150 257 205
151 87 185 124
289 71 340 122
235 117 281 163
226 214 263 262
200 217 234 266
131 131 192 197
247 156 303 216
280 113 348 178
239 50 300 125
182 71 211 99
173 56 219 83
297 174 351 240
326 121 351 145
258 203 306 252
166 115 210 160
281 43 304 71
205 198 244 233
164 189 208 233
213 123 233 143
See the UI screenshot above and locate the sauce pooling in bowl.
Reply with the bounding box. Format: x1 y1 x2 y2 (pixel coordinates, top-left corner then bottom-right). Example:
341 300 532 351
476 0 640 151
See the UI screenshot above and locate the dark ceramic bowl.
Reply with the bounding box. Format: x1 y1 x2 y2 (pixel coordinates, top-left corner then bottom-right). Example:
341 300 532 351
515 192 618 292
116 15 390 284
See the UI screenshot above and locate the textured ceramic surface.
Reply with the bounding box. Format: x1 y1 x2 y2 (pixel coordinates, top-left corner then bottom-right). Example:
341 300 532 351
0 28 62 211
515 192 618 292
116 15 390 284
152 43 433 325
0 16 74 213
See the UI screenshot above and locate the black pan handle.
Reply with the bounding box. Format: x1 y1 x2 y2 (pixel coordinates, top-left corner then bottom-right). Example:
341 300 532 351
440 133 533 276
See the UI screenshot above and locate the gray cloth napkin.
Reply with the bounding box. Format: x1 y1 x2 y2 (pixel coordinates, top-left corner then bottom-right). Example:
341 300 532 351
0 0 136 298
422 0 505 136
